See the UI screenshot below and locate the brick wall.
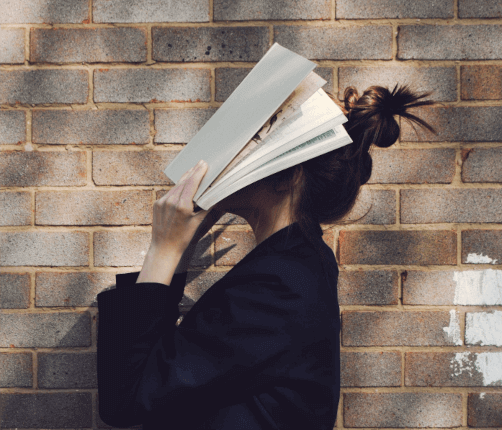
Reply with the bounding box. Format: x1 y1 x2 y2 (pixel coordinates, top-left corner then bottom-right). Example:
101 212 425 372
1 0 501 428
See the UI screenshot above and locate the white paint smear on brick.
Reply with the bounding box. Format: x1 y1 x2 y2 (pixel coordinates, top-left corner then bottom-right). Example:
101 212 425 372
466 310 502 346
452 269 502 305
450 352 502 386
465 252 499 264
443 309 462 345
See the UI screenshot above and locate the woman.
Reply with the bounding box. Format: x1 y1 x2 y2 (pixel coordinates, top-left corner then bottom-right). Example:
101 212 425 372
97 84 435 430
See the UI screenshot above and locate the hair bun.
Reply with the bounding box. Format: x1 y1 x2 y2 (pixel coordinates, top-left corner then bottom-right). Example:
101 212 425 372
343 87 360 116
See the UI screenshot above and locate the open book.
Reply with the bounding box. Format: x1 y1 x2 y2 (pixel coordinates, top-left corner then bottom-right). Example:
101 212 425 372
163 42 353 211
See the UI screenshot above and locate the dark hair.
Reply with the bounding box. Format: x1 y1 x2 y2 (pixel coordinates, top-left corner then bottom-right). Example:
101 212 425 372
266 84 436 261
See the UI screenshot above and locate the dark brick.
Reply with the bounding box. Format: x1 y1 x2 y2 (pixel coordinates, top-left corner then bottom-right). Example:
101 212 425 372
401 106 502 142
468 393 502 427
398 25 502 60
344 393 462 427
274 25 392 60
0 272 31 309
459 0 502 18
214 0 330 20
31 28 147 63
95 68 211 103
462 148 502 183
341 352 401 387
337 0 453 19
462 230 502 265
153 27 269 62
155 108 218 143
33 110 150 144
38 352 96 388
0 152 87 187
93 0 209 23
0 70 88 105
461 65 502 100
339 66 457 102
0 0 89 24
342 311 462 346
337 270 399 305
0 110 26 144
0 28 24 63
0 191 31 226
0 352 32 387
215 230 256 266
341 188 396 225
338 230 457 265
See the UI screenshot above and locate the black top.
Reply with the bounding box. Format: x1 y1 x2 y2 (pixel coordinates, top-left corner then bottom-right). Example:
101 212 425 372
97 221 340 430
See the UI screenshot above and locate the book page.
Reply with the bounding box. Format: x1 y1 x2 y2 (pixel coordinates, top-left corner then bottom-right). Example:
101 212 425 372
204 70 327 191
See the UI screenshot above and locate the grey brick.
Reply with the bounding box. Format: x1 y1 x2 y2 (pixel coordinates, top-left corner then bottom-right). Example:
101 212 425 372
0 0 89 24
94 0 209 23
462 230 502 265
93 230 151 267
398 25 502 60
36 271 116 307
214 0 330 20
401 189 502 224
153 26 269 62
33 109 150 144
0 191 31 226
468 393 502 427
0 70 88 105
93 150 178 185
341 188 396 225
36 190 152 226
341 352 401 387
459 0 502 18
0 110 26 144
31 28 147 63
154 108 218 143
337 0 453 18
274 25 392 60
0 273 31 309
94 68 211 103
338 270 399 305
0 352 32 386
401 106 502 142
0 152 87 187
402 270 458 305
0 28 24 63
462 147 502 183
38 352 96 388
339 66 457 102
0 232 89 266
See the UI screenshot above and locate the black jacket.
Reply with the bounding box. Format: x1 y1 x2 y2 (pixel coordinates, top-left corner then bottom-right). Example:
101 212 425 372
97 221 340 430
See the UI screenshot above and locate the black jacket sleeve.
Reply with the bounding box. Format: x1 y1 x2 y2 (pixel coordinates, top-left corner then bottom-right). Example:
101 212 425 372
97 269 310 428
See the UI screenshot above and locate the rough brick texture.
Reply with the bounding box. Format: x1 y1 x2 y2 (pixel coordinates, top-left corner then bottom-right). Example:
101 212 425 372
341 352 401 386
94 68 211 103
461 230 502 265
0 0 89 24
31 28 147 63
468 393 502 427
461 66 502 100
155 108 218 143
459 0 502 18
337 270 399 305
462 148 502 183
0 28 25 64
0 110 26 144
0 273 31 309
340 188 396 225
337 0 454 19
0 191 32 226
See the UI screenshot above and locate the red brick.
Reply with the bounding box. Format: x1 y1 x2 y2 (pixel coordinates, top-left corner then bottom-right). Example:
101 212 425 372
402 270 457 305
274 25 392 60
367 148 456 184
93 230 151 267
401 106 502 142
33 110 150 145
0 70 88 105
344 393 462 427
94 68 211 103
401 189 502 223
0 152 87 187
0 28 24 64
462 230 502 265
459 0 502 18
340 189 396 225
153 27 269 62
405 352 493 387
398 25 502 60
339 66 457 102
0 110 26 144
337 0 453 19
462 148 502 183
0 272 30 309
342 311 462 346
461 66 502 100
214 0 330 20
154 108 218 143
0 0 89 24
0 191 31 226
36 271 115 307
341 352 401 387
31 28 147 63
338 230 457 266
214 229 256 266
93 150 178 185
0 232 89 267
36 190 152 226
337 270 399 305
468 393 502 427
